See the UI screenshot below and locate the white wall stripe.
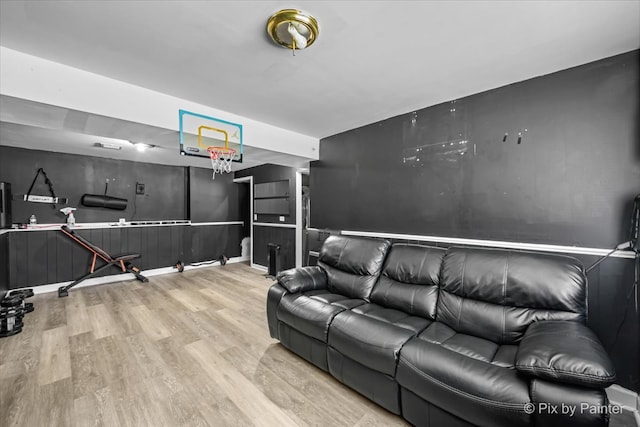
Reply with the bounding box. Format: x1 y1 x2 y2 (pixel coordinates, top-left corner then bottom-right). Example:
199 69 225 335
0 220 246 235
253 222 297 229
190 221 244 226
340 230 636 259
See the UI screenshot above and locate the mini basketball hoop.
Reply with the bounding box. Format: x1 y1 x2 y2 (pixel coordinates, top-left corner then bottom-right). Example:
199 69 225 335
207 146 236 179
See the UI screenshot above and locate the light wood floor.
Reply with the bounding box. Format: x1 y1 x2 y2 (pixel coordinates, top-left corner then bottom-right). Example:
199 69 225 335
0 263 407 427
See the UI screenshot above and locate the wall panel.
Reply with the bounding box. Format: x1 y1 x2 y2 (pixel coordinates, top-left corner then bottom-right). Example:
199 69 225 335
253 226 295 270
312 50 639 248
0 146 186 224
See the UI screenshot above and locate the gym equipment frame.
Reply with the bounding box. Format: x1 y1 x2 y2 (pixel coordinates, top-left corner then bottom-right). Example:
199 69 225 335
58 225 148 297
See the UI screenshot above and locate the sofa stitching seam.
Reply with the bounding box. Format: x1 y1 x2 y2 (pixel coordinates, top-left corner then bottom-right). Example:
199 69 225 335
458 252 467 331
515 365 615 382
502 254 509 344
399 357 528 411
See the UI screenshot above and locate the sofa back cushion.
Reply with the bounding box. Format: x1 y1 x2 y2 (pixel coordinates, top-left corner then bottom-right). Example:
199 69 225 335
370 244 445 319
437 247 586 344
317 235 391 301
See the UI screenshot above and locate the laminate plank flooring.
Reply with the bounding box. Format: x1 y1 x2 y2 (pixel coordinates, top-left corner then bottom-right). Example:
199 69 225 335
0 263 407 427
37 326 71 386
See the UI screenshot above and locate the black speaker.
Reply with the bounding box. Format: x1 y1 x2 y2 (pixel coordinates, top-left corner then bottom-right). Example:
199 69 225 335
0 182 12 229
267 243 281 277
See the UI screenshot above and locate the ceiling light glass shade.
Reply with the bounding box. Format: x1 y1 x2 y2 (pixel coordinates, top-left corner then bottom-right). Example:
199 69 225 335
267 9 319 50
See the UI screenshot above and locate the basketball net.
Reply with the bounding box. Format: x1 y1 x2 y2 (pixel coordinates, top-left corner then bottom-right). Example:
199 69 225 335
207 146 236 179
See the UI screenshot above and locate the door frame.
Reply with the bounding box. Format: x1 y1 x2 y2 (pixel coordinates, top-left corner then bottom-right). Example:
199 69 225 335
233 175 254 268
295 169 309 268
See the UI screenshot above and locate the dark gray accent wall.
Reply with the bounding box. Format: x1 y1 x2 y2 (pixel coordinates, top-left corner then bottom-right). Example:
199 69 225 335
0 146 187 224
311 50 639 248
311 50 640 391
188 166 245 223
0 147 248 289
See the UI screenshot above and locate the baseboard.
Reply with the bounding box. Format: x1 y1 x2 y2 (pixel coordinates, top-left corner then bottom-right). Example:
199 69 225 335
251 264 268 272
607 384 640 426
10 256 249 295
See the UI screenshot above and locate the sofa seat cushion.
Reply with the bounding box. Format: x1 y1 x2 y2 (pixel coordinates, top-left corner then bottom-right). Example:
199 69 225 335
417 322 519 368
277 291 364 342
351 303 430 333
304 290 365 310
328 304 431 376
397 325 531 427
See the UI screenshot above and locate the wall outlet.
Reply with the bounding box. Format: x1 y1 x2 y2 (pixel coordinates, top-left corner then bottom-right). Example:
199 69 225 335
279 216 285 222
136 183 145 195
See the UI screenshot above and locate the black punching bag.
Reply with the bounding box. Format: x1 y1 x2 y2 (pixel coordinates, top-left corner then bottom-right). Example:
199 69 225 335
81 194 128 210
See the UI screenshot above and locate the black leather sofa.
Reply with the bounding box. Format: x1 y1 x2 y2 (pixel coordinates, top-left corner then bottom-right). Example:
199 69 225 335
266 235 616 427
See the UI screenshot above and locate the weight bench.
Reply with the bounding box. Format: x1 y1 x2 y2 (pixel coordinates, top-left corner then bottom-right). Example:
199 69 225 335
58 225 148 297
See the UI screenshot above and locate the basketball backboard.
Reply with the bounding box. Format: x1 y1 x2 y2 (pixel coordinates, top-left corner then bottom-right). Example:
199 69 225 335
179 109 243 162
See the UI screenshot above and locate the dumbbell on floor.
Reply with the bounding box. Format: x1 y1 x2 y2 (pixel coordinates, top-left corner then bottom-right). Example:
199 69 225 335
9 289 34 299
0 306 26 338
1 293 34 314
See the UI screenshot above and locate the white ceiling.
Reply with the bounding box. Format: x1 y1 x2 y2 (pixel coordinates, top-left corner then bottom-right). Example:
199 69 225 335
1 1 639 167
0 95 312 170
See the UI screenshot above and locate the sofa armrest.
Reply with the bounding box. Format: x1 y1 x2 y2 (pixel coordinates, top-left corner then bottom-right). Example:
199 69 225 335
515 321 615 388
276 266 327 293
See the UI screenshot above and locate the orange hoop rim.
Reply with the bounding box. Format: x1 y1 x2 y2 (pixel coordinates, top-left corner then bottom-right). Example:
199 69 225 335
207 146 236 160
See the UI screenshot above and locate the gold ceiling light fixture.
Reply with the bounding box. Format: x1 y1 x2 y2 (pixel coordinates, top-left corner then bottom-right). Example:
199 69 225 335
266 9 319 55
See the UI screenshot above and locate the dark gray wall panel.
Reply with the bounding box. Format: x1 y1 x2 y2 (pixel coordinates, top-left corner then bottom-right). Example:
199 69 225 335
254 198 289 215
254 180 290 198
253 226 295 270
4 224 216 288
190 224 243 263
0 147 186 224
189 167 245 223
28 232 48 286
311 50 639 248
172 226 188 264
582 256 638 392
157 227 174 268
